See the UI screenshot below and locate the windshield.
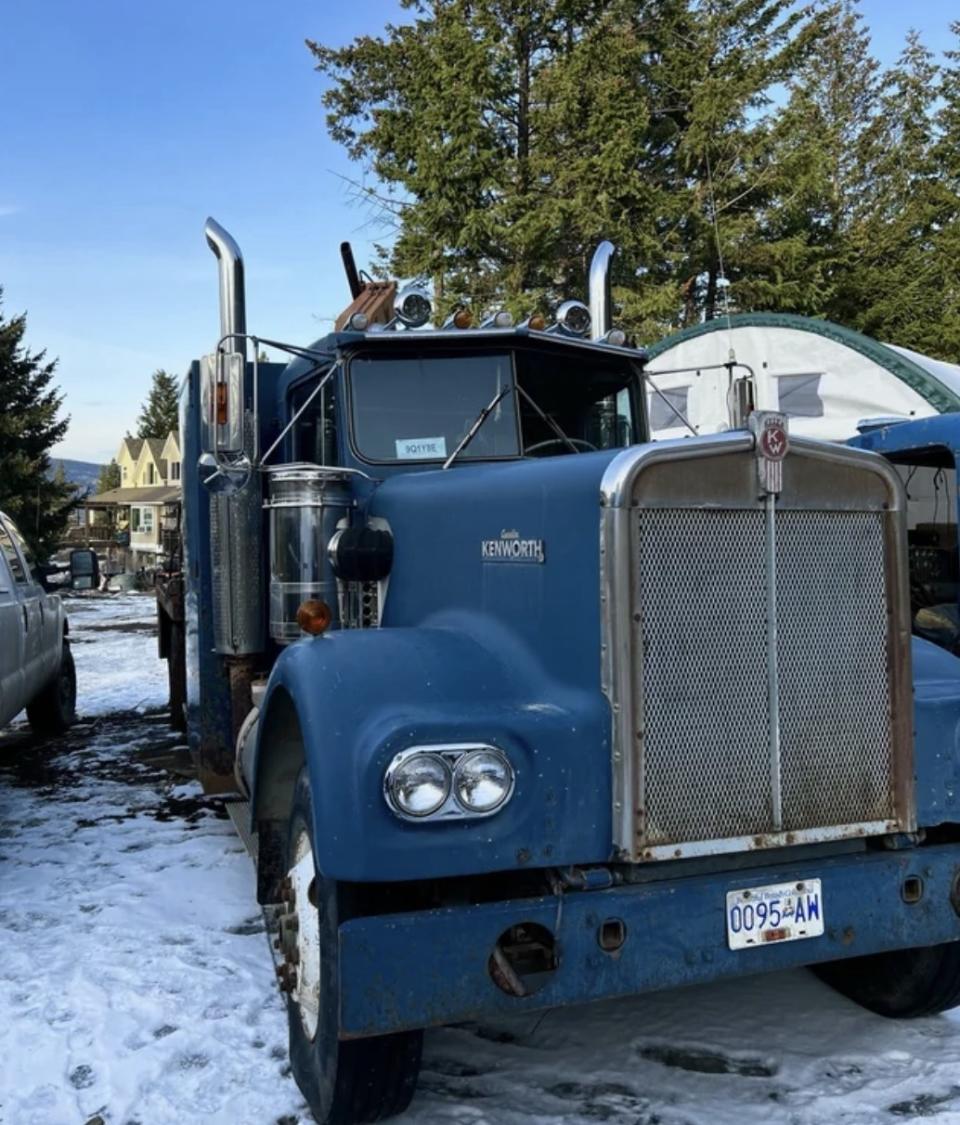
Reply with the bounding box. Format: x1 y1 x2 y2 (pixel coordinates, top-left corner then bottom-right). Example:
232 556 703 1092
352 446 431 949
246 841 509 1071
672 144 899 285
349 352 520 463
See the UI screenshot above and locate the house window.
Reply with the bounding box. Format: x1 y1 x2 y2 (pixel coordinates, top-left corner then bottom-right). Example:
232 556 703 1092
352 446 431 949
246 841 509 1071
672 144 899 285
170 462 181 481
122 465 128 482
649 385 691 431
776 373 824 418
147 464 155 484
131 507 140 532
140 507 154 533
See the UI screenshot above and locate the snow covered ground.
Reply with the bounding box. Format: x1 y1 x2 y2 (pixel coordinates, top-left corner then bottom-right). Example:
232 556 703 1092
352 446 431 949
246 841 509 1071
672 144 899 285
4 594 960 1123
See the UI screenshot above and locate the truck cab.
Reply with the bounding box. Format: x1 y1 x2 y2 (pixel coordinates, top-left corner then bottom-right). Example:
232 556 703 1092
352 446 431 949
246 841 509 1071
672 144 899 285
178 223 960 1125
0 510 76 733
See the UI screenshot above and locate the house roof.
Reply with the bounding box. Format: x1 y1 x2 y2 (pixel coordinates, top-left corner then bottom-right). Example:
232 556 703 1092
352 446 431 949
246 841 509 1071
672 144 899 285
122 437 145 461
87 485 180 506
144 437 166 464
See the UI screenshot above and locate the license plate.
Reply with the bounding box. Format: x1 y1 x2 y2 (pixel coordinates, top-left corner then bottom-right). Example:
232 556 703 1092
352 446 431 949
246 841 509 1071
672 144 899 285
726 878 824 950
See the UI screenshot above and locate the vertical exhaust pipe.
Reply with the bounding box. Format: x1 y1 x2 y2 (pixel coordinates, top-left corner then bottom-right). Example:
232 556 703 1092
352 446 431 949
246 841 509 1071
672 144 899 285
204 218 247 349
201 218 264 667
588 241 616 341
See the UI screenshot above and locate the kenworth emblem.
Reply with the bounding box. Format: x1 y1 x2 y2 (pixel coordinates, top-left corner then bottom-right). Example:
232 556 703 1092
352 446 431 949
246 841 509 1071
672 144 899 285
749 411 789 494
481 529 545 563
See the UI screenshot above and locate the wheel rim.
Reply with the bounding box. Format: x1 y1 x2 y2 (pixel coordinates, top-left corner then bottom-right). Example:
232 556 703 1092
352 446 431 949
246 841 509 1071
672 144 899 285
286 829 321 1040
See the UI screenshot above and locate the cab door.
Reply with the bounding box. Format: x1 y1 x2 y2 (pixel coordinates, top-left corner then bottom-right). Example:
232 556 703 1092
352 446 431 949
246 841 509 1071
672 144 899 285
0 520 27 723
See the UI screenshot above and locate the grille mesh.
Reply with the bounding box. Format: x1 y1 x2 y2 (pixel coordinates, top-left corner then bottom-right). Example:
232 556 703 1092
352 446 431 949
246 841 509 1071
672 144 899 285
635 510 772 844
633 506 893 847
776 511 893 828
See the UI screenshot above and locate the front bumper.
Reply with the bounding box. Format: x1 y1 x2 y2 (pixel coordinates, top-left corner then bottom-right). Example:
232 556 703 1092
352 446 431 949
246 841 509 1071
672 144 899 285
339 843 960 1037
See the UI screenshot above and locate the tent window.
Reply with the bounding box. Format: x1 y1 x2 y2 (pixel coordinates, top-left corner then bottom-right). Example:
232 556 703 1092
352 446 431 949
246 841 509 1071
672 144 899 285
776 373 824 418
649 386 690 430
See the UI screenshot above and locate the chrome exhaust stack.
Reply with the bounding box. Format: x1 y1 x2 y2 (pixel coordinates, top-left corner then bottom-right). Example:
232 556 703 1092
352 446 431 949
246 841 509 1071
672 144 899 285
204 218 247 350
588 241 616 341
201 219 264 663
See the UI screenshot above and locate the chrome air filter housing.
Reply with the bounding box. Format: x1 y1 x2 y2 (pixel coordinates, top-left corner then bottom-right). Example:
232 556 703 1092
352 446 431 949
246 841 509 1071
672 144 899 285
264 464 352 644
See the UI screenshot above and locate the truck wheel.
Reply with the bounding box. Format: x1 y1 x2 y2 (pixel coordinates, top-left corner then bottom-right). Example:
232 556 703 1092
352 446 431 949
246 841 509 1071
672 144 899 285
279 767 422 1124
26 641 77 736
815 941 960 1018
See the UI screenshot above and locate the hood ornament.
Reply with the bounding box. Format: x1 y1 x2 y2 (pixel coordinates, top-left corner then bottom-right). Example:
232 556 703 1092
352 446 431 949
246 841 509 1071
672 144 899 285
749 411 789 495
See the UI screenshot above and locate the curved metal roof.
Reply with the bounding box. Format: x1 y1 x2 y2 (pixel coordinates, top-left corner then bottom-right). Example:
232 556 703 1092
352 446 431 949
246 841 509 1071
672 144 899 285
645 312 960 414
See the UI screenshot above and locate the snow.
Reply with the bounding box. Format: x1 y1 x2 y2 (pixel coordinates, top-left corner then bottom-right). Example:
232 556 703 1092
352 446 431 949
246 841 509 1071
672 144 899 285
4 596 960 1123
66 593 169 717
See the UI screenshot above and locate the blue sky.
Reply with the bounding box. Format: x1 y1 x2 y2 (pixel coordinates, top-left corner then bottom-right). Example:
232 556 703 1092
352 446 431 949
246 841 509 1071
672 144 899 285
1 0 956 462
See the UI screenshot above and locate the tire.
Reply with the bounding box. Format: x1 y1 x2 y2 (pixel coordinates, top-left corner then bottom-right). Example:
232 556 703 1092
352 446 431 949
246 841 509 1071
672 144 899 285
26 640 77 736
280 767 422 1124
815 941 960 1018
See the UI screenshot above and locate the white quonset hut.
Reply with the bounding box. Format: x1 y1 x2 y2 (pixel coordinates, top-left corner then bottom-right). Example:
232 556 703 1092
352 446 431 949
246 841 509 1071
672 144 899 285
644 313 960 441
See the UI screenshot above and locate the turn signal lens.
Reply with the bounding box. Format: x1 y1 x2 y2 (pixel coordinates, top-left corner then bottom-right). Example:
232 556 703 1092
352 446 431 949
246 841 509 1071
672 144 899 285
215 382 228 425
527 313 547 331
296 599 332 636
453 308 473 329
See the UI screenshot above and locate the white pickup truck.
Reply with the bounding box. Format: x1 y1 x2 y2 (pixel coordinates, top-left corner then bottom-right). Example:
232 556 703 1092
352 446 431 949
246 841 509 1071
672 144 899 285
0 510 76 733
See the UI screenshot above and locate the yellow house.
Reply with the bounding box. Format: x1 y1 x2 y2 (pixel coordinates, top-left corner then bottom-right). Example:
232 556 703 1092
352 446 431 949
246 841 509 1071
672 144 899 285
88 432 182 569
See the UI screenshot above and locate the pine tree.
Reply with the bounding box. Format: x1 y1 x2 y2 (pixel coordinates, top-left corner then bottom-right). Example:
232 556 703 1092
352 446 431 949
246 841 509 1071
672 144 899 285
928 21 960 360
136 369 180 439
309 0 821 335
0 289 77 560
835 30 949 351
96 459 121 493
748 0 880 317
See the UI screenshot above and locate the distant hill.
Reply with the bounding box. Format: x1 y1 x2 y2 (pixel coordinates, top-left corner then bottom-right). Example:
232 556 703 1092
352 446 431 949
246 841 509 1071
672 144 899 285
49 458 104 496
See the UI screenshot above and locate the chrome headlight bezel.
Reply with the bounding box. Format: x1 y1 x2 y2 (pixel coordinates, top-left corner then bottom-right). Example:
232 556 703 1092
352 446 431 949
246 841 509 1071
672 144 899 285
383 744 515 823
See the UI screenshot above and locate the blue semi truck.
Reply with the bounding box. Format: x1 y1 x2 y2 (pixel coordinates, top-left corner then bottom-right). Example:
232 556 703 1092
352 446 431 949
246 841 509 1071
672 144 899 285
177 220 960 1123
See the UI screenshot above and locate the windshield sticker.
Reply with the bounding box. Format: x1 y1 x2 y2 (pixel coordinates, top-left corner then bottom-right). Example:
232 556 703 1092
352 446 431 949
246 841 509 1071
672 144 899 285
395 436 447 460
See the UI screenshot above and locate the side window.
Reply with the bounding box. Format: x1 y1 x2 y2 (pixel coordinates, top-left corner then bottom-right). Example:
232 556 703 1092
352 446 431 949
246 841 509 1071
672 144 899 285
0 522 28 583
776 373 824 418
649 385 690 431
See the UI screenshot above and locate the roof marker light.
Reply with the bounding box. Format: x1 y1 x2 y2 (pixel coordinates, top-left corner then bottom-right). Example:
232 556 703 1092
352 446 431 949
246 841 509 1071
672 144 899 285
481 310 514 329
347 311 369 332
444 307 473 330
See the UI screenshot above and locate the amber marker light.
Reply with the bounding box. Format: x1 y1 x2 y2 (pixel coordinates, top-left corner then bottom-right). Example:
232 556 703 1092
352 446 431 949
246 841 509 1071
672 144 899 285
216 382 229 425
527 313 546 331
297 599 333 636
453 307 473 329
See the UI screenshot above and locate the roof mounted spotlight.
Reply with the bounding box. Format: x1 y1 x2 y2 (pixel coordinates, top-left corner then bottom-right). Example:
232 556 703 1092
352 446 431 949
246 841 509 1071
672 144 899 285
394 284 432 329
480 310 514 329
346 311 369 332
553 300 591 338
443 307 473 329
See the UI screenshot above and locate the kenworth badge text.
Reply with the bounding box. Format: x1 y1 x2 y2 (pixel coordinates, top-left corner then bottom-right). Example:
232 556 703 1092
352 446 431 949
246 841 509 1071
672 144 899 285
174 221 960 1124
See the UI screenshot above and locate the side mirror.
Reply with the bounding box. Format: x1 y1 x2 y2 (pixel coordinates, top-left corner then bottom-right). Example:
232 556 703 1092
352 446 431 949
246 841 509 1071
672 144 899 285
200 350 245 456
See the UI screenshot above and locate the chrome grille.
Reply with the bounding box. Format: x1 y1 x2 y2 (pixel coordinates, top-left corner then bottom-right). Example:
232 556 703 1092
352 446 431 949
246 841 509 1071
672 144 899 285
776 511 893 828
632 505 894 848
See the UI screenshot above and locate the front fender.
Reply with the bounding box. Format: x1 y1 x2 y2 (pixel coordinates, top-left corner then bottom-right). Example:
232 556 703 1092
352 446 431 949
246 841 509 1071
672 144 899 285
252 620 611 882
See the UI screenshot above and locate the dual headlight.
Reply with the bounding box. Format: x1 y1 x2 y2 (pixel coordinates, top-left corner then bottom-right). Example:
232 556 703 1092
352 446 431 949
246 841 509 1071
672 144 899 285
384 745 515 822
